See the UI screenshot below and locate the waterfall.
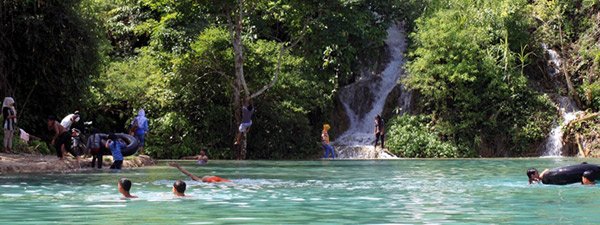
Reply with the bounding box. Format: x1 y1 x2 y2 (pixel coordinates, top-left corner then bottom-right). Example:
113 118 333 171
541 44 583 157
334 23 408 159
543 97 580 157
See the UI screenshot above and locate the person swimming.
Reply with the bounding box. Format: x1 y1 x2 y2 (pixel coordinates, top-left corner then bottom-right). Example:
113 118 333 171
582 171 596 185
173 180 187 197
118 178 137 198
169 162 230 183
527 163 600 185
196 150 208 165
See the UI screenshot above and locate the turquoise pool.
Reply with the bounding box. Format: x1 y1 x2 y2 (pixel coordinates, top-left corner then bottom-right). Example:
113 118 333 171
1 158 600 224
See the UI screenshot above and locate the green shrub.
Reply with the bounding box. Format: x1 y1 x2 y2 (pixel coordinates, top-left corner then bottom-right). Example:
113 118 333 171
145 112 199 159
386 115 470 158
1 132 52 155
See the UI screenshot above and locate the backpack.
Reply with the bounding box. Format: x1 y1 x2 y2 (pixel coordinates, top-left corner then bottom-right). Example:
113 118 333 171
129 118 139 135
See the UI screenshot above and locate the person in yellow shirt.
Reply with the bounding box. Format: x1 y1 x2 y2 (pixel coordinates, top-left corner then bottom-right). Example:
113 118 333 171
321 124 335 159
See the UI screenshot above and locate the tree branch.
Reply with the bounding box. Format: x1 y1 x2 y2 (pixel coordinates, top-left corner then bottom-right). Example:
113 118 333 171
249 23 309 98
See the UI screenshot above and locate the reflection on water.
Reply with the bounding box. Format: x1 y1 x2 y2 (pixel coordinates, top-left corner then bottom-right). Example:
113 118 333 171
1 159 600 224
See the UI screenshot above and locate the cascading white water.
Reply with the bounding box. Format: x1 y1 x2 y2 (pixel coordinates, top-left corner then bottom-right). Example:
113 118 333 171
541 44 583 157
543 97 580 157
334 23 408 159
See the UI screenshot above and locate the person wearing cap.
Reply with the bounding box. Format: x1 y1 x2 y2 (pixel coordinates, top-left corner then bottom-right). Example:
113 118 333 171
60 111 80 130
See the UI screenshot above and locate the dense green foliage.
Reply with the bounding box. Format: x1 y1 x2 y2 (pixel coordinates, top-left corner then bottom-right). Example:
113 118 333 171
77 0 407 159
392 0 556 156
0 0 100 134
3 0 598 158
386 115 465 158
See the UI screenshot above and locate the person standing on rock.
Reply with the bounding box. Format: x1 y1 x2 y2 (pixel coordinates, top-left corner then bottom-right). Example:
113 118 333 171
374 114 385 150
2 97 17 152
130 109 149 155
322 124 335 159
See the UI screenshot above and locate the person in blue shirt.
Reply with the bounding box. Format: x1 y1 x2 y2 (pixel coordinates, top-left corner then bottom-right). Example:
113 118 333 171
130 109 149 154
106 134 125 170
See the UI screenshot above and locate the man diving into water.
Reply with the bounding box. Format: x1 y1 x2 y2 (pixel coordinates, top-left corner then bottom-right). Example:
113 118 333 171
169 162 230 183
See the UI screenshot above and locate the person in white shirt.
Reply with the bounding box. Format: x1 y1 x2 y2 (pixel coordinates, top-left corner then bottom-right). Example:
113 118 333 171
60 111 80 130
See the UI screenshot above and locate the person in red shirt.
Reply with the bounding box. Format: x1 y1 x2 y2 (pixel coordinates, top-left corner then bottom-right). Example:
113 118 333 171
169 162 230 183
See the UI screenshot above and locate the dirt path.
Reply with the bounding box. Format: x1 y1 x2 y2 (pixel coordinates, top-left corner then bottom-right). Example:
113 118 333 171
0 153 155 174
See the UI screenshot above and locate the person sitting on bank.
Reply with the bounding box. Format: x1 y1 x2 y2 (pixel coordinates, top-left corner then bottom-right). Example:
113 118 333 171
169 162 230 183
173 180 187 197
234 98 254 145
106 134 124 170
48 115 79 163
118 178 138 198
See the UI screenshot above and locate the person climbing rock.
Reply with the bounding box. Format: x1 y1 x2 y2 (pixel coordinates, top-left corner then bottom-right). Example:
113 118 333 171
2 97 17 152
374 114 385 149
322 124 335 159
235 98 254 145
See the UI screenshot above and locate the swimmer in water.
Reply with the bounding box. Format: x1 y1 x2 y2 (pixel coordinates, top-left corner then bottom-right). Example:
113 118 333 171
526 168 548 184
582 171 596 185
173 180 187 197
196 150 208 165
118 178 137 198
169 162 231 183
527 163 600 185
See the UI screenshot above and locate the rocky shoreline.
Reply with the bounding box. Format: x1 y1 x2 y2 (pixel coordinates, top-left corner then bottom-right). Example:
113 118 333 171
0 153 155 174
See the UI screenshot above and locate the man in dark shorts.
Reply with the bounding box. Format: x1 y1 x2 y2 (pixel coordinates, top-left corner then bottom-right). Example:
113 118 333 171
48 115 78 162
374 114 385 149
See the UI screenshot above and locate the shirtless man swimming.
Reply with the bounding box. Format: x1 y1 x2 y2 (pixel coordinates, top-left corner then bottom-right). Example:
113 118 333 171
169 162 230 183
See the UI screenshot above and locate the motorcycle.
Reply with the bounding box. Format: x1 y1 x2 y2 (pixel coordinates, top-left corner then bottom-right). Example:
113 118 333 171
70 121 95 157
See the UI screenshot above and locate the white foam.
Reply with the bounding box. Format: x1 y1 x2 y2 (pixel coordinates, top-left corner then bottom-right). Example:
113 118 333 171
335 23 408 159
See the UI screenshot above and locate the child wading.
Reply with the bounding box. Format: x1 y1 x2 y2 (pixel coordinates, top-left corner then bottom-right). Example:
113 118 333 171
106 134 124 170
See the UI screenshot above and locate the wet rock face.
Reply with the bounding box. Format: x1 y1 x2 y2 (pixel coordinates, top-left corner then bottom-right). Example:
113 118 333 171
338 76 379 123
332 23 409 159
